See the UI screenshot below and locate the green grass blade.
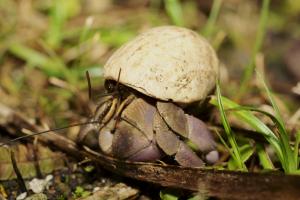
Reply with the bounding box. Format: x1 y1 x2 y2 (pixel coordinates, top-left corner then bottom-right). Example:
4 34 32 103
256 72 285 128
215 129 234 155
210 96 299 172
216 82 247 171
228 144 254 170
210 98 279 141
256 71 296 172
257 144 274 170
46 0 80 48
9 43 66 77
238 0 270 97
215 129 240 167
201 0 223 38
294 130 300 168
99 27 136 47
228 106 291 139
160 189 179 200
164 0 184 26
72 17 95 75
239 144 255 162
210 96 284 165
221 105 297 172
46 0 66 48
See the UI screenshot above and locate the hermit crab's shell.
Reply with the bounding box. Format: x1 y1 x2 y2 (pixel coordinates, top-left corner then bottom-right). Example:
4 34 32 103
104 26 219 104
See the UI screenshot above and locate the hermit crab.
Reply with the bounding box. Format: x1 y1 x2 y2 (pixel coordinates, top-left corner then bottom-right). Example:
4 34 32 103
78 26 219 167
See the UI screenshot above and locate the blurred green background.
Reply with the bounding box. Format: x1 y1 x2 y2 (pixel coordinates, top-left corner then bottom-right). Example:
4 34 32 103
0 0 299 127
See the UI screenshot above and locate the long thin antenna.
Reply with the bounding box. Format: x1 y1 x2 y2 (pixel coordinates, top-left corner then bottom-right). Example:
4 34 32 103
86 71 92 100
0 121 100 147
115 68 122 91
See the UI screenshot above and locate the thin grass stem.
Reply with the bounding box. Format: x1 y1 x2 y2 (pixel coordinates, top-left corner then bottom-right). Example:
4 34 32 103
238 0 270 98
216 81 247 171
202 0 223 38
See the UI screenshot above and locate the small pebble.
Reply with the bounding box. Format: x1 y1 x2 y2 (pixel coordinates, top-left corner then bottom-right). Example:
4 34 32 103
206 150 219 164
28 175 53 194
16 192 27 200
25 193 47 200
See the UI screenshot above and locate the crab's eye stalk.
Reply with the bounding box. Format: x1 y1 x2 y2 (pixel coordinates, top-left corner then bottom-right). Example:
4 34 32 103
104 80 116 93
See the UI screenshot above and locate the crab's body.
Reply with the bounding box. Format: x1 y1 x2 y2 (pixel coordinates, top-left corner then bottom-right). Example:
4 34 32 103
79 26 220 167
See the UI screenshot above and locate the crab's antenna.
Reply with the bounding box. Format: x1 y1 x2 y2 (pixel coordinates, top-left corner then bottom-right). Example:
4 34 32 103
0 121 100 147
86 71 92 100
115 68 122 92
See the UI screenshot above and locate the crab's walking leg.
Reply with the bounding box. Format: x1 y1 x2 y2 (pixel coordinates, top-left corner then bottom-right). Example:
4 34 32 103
77 96 115 147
